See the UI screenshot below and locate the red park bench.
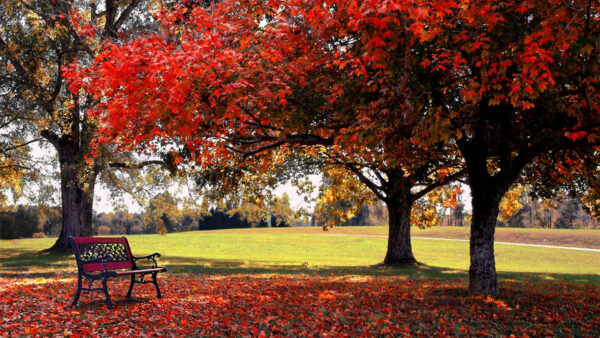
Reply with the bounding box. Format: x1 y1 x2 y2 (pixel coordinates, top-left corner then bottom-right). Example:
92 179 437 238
69 236 166 309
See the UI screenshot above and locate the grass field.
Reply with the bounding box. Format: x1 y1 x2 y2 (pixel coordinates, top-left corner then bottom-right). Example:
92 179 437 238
1 226 598 284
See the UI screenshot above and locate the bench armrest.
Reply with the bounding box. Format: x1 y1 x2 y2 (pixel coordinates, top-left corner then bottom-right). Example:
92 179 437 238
133 253 161 268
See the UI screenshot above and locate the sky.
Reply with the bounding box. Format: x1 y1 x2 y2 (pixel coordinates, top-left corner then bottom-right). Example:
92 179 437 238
93 175 322 214
21 133 324 214
24 142 471 215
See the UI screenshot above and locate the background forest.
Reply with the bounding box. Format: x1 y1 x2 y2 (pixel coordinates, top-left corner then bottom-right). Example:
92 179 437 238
2 191 598 239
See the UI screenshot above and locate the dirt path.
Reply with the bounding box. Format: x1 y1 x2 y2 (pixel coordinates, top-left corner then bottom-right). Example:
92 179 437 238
414 227 600 250
217 226 600 250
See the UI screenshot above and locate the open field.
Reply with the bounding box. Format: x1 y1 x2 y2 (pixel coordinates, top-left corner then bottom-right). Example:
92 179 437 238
206 226 600 249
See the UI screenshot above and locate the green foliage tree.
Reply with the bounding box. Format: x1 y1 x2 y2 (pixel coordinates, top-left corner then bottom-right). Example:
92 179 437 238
0 205 39 239
144 192 181 234
555 198 581 229
268 193 295 227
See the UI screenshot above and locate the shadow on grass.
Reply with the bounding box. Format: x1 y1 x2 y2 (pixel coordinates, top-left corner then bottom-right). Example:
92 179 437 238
0 248 74 278
159 255 460 278
1 248 598 285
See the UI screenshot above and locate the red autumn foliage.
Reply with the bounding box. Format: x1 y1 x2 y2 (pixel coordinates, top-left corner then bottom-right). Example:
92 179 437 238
1 274 598 336
63 0 599 294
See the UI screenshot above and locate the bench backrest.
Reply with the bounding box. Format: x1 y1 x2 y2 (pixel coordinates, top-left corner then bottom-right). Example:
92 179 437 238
70 237 134 272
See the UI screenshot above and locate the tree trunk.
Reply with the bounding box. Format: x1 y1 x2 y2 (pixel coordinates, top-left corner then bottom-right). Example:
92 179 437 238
47 159 96 252
384 198 416 265
468 189 502 295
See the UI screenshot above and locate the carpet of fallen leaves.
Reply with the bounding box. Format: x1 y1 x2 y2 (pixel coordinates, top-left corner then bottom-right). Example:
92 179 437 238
0 274 598 336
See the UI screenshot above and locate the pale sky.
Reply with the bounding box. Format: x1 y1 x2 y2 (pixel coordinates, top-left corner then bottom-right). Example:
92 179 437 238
24 140 321 213
24 141 471 215
93 175 321 214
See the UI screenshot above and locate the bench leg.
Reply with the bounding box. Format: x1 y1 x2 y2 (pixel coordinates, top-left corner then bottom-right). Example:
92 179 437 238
102 277 113 309
71 274 82 308
126 274 135 299
152 272 162 299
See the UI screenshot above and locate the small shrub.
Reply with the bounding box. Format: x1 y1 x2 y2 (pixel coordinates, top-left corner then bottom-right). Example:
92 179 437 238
95 225 111 235
32 232 47 238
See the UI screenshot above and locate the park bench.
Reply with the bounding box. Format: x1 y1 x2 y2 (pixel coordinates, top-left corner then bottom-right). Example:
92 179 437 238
69 236 166 309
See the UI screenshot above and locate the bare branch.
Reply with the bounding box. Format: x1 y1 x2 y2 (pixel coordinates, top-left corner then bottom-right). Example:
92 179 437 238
108 160 167 170
0 138 41 154
225 141 285 158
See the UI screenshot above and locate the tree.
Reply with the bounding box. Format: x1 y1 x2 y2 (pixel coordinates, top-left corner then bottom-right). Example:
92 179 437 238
421 0 600 293
0 0 171 250
0 129 33 209
0 205 39 239
313 167 376 230
70 0 599 291
71 0 465 265
555 198 581 229
144 192 182 234
452 202 465 227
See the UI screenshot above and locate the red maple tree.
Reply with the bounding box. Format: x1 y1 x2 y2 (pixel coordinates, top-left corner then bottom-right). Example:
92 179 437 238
66 0 600 294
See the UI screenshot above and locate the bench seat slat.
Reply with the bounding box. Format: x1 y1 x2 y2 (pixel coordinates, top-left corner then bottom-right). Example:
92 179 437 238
84 261 134 272
115 267 166 275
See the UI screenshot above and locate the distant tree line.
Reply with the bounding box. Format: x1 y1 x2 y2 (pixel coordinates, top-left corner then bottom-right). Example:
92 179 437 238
438 192 600 229
0 191 302 238
1 191 597 239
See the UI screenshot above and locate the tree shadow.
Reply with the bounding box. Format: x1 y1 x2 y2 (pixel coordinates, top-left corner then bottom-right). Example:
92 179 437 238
0 248 598 286
0 248 74 278
159 255 466 279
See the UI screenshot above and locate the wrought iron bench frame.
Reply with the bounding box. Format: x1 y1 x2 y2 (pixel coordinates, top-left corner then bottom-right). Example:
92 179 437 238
69 236 166 309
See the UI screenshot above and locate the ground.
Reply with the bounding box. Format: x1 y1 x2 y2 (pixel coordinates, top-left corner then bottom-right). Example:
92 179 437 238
0 226 599 336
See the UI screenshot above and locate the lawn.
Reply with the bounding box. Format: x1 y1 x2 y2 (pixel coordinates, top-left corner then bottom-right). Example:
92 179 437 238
1 227 598 280
0 226 599 335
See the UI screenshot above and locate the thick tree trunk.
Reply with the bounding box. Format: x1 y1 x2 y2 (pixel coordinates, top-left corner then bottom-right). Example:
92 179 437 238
383 198 417 265
468 188 502 295
48 159 96 252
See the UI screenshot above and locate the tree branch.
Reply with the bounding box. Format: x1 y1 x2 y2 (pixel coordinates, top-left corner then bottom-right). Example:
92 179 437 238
227 132 333 158
239 104 283 132
0 35 34 86
40 130 61 150
225 141 285 158
280 5 333 54
0 138 41 154
108 160 168 170
413 169 465 200
114 0 142 32
343 162 387 201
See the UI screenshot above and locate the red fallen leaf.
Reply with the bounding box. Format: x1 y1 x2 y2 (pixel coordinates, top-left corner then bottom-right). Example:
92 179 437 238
0 274 598 336
567 131 587 141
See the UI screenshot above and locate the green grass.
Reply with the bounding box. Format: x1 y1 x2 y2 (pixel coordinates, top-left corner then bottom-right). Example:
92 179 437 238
1 227 599 284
